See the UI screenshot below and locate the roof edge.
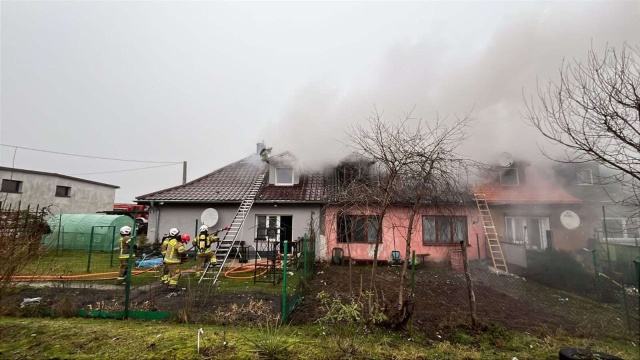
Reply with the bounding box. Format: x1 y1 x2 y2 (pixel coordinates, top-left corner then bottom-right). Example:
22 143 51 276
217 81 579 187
0 166 119 189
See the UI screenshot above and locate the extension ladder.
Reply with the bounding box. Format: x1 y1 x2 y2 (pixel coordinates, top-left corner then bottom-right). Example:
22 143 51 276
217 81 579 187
474 193 509 274
198 170 267 284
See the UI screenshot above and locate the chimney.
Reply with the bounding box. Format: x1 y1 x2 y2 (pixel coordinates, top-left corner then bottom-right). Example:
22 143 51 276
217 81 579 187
256 141 266 155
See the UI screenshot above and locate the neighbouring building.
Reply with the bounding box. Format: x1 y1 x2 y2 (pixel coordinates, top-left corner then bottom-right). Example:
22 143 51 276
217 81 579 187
0 166 118 213
135 144 324 252
321 157 484 265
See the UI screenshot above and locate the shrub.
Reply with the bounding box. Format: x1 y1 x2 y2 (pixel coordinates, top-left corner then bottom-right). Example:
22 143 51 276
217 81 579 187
524 250 595 297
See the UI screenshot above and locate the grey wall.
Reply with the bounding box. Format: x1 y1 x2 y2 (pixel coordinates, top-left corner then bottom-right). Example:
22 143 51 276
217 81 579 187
148 202 321 249
0 169 116 213
500 242 528 268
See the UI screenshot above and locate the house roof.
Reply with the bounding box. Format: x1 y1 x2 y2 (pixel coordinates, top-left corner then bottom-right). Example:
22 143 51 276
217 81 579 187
475 170 582 204
0 166 119 189
256 173 325 202
136 154 266 202
136 153 325 203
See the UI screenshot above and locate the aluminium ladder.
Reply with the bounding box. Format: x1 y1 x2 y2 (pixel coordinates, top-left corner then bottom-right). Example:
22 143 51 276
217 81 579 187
474 193 509 274
198 170 267 284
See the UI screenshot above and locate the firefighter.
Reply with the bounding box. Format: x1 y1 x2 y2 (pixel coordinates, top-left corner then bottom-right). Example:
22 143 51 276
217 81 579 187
164 230 189 289
116 226 134 285
193 225 214 277
160 233 171 284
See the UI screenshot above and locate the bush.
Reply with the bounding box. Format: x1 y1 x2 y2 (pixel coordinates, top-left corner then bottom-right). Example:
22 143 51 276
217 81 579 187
524 250 596 297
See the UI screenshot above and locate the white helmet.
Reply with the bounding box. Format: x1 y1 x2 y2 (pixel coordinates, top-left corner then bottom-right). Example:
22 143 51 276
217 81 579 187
120 226 132 236
169 228 180 237
199 225 209 233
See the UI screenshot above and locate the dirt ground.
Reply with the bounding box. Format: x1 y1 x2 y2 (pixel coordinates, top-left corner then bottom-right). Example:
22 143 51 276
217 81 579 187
289 263 637 339
2 261 637 340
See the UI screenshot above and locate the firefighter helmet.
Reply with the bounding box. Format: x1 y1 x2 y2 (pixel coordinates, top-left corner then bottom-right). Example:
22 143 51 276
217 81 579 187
120 226 132 236
169 228 180 237
199 225 209 233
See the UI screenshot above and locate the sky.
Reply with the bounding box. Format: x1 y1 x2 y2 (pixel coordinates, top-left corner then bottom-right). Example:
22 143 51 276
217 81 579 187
1 1 639 203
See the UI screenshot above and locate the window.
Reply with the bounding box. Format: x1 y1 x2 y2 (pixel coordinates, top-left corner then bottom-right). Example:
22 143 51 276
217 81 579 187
422 216 467 244
337 215 380 243
255 215 293 242
275 167 294 185
500 168 519 186
505 216 550 250
1 179 23 193
55 185 71 197
602 218 639 243
576 169 593 185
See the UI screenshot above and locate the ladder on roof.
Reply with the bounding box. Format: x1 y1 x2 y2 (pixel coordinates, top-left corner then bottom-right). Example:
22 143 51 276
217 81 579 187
474 193 509 274
199 170 267 284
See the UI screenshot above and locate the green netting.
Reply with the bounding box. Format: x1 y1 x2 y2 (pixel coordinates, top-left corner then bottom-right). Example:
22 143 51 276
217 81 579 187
43 214 134 252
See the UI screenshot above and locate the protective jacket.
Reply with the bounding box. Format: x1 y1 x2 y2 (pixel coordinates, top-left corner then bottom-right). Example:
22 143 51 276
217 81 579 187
119 236 134 259
193 232 216 254
164 238 185 264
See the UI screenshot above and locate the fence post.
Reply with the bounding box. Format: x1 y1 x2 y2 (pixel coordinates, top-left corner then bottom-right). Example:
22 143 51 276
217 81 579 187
591 249 600 295
602 206 612 271
87 226 95 273
124 209 138 319
303 233 308 280
411 250 416 296
110 226 116 267
460 240 477 328
281 240 289 324
56 214 62 255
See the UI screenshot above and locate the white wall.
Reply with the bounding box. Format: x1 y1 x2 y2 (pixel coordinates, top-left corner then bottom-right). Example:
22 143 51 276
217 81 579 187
0 169 116 213
147 202 321 249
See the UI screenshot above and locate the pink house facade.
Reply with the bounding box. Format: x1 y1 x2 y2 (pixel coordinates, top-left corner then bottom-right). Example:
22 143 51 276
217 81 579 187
323 204 486 264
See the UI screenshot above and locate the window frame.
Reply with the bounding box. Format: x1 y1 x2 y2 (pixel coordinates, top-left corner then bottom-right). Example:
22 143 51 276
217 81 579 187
275 167 294 186
576 169 593 185
601 217 639 242
500 168 519 186
55 185 71 197
1 179 23 193
504 216 550 250
422 215 468 245
256 215 281 241
337 214 381 244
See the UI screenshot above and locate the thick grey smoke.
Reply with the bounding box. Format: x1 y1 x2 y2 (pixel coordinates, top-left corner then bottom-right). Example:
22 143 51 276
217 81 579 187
266 1 640 170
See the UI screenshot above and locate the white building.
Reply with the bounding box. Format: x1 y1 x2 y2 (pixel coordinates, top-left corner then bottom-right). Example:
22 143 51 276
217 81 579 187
0 166 118 213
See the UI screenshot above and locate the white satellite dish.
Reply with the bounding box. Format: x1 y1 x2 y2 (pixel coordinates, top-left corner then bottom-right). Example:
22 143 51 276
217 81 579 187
560 210 580 230
498 152 514 167
201 208 219 227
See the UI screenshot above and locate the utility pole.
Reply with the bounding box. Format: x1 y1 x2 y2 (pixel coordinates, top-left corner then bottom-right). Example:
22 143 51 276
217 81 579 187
182 161 187 185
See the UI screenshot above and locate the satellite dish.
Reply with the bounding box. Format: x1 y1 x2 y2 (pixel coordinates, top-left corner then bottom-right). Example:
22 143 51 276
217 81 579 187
201 208 219 227
560 210 580 230
498 152 514 167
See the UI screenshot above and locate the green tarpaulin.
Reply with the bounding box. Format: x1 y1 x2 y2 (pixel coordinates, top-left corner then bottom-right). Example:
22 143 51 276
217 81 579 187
43 214 134 251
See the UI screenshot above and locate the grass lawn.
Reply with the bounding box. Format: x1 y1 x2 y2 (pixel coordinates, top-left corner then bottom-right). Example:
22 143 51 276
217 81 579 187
0 317 636 359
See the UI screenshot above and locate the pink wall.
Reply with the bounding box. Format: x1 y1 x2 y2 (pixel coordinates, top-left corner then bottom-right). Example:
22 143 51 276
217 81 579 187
324 205 485 263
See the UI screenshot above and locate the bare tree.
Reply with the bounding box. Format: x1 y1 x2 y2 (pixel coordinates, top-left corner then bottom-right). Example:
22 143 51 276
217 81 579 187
341 108 476 327
525 43 640 209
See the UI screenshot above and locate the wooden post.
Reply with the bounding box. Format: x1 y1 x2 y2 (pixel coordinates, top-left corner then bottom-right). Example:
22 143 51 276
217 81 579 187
460 240 477 328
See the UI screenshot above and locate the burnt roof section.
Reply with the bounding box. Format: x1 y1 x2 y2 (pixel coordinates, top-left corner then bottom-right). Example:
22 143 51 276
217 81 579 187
256 173 324 202
136 154 325 203
0 166 119 189
136 155 266 202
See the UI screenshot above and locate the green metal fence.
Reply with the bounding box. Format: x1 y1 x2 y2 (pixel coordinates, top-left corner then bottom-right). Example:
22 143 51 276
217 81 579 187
281 232 316 323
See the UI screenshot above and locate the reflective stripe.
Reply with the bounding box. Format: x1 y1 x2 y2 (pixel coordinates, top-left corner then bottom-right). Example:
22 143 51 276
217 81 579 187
119 237 133 259
164 239 184 263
